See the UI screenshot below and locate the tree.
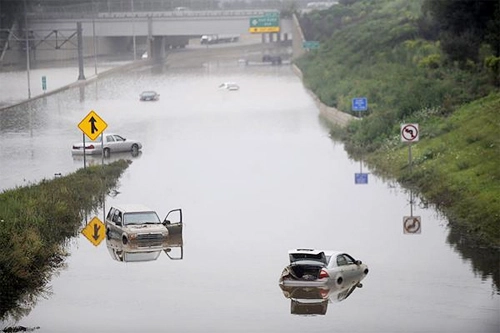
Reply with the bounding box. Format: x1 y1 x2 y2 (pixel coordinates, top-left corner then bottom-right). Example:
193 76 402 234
422 0 500 63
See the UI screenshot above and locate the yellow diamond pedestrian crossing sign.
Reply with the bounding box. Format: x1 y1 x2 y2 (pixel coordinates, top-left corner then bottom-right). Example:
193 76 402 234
81 216 106 246
78 110 107 141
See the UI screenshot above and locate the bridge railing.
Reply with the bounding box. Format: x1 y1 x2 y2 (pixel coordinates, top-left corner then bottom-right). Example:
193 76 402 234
26 0 303 19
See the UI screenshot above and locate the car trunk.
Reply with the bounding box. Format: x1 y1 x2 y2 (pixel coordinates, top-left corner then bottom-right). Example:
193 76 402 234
283 261 325 281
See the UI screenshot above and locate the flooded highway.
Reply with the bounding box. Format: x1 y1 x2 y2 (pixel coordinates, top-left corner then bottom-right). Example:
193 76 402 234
1 52 499 332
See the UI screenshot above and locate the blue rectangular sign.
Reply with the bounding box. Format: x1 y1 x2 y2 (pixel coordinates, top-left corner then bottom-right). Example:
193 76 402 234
355 173 368 184
352 97 368 111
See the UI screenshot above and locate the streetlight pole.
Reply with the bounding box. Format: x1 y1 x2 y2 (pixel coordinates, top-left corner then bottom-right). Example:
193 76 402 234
92 0 98 75
23 0 31 99
132 0 136 60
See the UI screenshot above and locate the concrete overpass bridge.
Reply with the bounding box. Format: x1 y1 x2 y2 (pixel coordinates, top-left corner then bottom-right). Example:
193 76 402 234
1 5 297 66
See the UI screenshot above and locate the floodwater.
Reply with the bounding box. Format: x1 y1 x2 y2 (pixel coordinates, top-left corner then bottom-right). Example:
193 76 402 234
0 55 499 333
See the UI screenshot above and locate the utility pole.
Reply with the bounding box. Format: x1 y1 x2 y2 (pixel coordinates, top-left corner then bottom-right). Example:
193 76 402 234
77 22 85 80
23 0 31 99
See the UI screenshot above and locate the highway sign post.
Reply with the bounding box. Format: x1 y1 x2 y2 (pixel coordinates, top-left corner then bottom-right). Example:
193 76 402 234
42 76 47 92
81 216 106 246
403 216 421 234
77 110 108 168
401 123 419 143
400 123 419 172
303 41 320 50
352 97 368 112
78 110 107 141
249 12 280 33
355 173 368 184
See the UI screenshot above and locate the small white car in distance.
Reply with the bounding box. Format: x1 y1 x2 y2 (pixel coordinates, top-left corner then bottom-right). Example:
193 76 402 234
279 249 369 287
71 133 142 157
218 82 239 91
139 91 160 101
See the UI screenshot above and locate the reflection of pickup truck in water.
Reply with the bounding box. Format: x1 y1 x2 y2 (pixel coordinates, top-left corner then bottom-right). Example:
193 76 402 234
200 34 239 45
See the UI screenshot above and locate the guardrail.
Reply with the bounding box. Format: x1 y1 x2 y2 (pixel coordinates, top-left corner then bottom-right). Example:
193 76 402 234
28 8 281 21
26 0 291 19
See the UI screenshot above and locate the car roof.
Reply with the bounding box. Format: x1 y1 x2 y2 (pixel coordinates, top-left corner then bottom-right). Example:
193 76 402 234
112 204 156 213
288 249 342 257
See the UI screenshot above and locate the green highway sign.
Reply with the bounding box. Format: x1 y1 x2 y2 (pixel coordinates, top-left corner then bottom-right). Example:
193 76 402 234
303 41 320 50
249 12 280 33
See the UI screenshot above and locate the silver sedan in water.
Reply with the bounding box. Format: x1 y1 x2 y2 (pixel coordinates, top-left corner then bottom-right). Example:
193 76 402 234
279 249 369 287
71 133 142 157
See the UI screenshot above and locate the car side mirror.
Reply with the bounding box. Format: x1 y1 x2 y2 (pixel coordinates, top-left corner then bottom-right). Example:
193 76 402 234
163 219 171 225
355 260 362 265
116 221 122 226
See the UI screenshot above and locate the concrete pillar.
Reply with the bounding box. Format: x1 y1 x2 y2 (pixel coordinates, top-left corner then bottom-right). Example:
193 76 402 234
77 22 85 80
147 16 153 59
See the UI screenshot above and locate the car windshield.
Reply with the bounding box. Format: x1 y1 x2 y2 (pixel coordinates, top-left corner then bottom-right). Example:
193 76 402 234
123 251 162 262
123 212 161 225
141 91 156 96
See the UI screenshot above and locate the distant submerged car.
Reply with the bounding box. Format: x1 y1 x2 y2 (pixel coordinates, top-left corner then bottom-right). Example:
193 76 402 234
279 249 369 287
218 82 239 91
140 91 160 101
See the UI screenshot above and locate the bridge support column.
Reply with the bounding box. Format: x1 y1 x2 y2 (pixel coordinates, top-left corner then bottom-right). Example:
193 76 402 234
151 36 166 60
77 22 85 80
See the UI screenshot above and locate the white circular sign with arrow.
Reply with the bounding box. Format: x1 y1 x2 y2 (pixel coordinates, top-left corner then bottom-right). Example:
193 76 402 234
401 123 419 142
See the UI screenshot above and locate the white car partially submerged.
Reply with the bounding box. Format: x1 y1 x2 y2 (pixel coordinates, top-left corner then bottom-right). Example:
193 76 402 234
218 82 239 91
279 249 369 287
71 133 142 157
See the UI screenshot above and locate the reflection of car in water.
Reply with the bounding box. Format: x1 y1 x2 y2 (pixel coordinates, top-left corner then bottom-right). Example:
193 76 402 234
106 210 183 263
262 55 282 65
72 150 142 166
279 249 369 287
279 276 365 315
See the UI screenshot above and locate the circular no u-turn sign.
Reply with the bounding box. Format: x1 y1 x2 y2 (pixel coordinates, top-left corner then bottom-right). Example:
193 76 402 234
401 123 419 142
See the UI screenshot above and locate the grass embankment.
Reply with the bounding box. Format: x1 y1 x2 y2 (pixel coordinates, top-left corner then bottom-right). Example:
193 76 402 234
0 160 130 322
295 0 500 248
365 94 500 247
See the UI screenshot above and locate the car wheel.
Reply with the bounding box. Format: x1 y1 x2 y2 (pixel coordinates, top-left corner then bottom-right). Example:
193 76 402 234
106 228 111 240
131 144 139 153
103 148 110 157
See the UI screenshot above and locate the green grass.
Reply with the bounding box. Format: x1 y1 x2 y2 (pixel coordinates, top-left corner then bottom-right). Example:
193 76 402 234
296 0 500 248
364 93 500 247
0 160 130 322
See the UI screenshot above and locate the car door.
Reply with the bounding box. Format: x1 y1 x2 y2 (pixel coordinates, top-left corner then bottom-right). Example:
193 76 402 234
103 134 115 151
106 207 123 239
163 208 183 234
112 135 128 152
337 254 359 280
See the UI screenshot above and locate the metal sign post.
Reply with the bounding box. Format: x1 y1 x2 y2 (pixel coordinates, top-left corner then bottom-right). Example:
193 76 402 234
77 110 108 169
401 123 421 233
352 97 368 118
